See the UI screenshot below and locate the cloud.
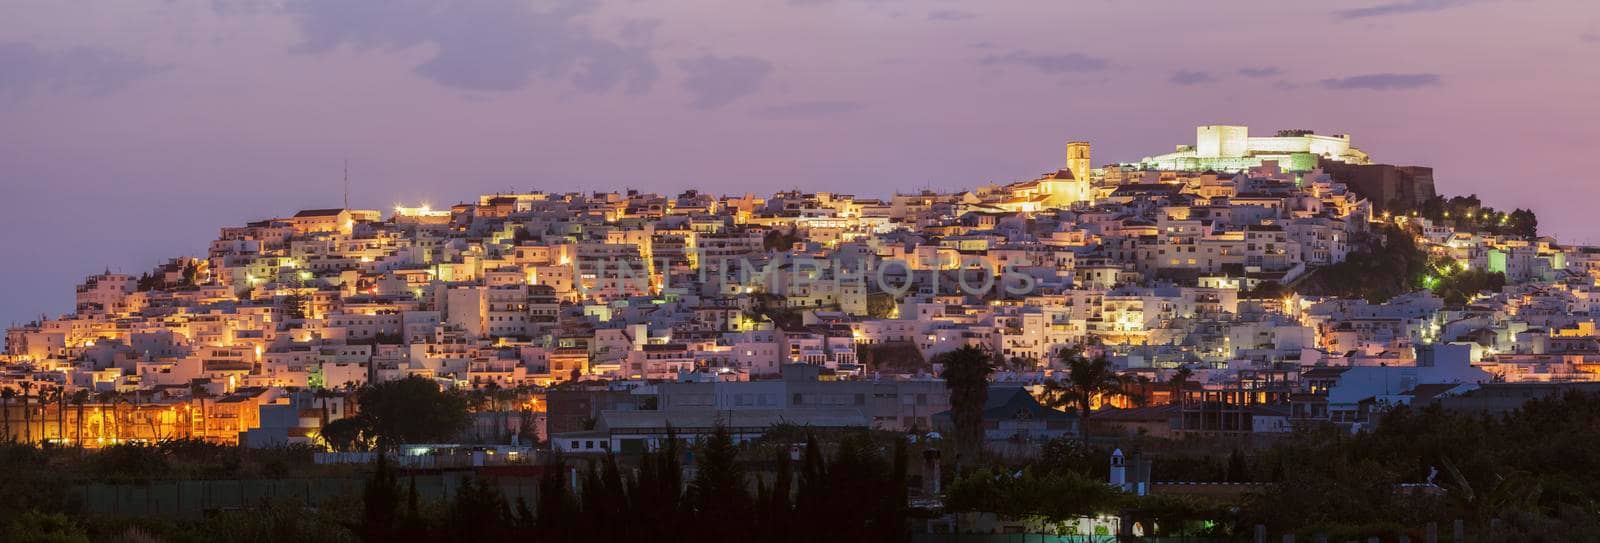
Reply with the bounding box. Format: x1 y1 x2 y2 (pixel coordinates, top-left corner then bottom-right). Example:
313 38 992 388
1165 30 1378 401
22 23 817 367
282 0 656 93
980 51 1109 74
1334 0 1478 19
1238 66 1281 78
618 19 663 43
211 0 273 16
679 55 773 109
755 100 862 119
928 10 977 21
1583 30 1600 43
1169 70 1216 85
1320 73 1441 90
0 42 164 100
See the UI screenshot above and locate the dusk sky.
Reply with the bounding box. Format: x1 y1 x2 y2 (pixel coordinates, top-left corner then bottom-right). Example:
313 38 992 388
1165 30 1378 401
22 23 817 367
3 0 1598 326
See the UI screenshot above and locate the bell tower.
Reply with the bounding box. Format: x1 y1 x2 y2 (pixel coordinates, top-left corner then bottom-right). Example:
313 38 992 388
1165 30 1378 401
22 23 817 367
1066 141 1091 182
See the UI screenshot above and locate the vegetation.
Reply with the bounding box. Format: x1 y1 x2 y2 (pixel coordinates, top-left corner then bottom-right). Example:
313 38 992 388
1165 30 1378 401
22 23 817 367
855 341 927 374
1389 194 1538 238
280 293 309 321
5 389 1600 540
332 427 911 543
936 346 993 460
944 436 1229 537
1297 224 1429 303
1040 345 1127 436
865 292 897 319
327 376 472 452
1232 390 1600 538
1422 255 1506 307
945 467 1121 524
762 227 803 252
2 510 90 543
1296 226 1507 306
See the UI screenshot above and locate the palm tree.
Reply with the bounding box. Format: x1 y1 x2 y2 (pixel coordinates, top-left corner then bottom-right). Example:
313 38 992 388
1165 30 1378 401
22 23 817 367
1169 367 1194 405
1041 350 1127 438
1129 375 1152 407
937 345 993 461
56 387 67 445
1441 456 1541 529
36 385 52 445
191 382 210 441
484 381 502 442
18 381 32 444
1 388 13 441
95 390 117 444
71 390 89 448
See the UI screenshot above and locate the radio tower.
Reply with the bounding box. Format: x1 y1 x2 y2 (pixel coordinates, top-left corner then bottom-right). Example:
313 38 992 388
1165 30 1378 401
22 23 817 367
343 158 350 210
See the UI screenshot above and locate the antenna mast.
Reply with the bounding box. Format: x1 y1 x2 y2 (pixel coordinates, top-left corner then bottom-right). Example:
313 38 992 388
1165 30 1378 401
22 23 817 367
343 158 350 209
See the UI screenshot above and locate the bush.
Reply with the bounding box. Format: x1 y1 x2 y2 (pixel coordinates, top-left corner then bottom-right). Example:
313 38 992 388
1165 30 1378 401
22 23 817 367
2 510 90 543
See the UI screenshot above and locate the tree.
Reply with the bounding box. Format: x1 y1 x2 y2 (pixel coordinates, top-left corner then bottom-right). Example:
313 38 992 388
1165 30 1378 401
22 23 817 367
1169 367 1194 403
95 391 118 444
1508 208 1538 238
534 456 578 542
359 453 402 543
18 382 31 444
447 475 510 542
1 510 90 543
191 383 210 440
634 427 683 540
763 227 803 252
687 424 752 541
937 346 993 460
1043 350 1127 437
878 438 910 543
320 417 369 452
945 467 1123 525
282 293 309 321
54 387 66 444
1297 224 1429 303
865 292 897 319
1432 269 1506 307
763 445 794 538
1 388 12 441
70 390 88 449
353 376 471 451
181 260 201 286
1226 448 1249 482
794 434 829 540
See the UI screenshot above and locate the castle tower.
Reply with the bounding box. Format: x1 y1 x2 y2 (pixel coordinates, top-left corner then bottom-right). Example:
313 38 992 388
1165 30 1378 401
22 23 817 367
1066 141 1091 182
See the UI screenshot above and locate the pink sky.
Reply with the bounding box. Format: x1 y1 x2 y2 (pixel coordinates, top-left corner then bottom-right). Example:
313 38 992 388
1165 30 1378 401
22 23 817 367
3 0 1599 324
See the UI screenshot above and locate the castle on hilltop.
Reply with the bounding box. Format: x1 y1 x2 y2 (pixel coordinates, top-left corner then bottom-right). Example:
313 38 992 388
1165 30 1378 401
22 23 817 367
1136 125 1370 173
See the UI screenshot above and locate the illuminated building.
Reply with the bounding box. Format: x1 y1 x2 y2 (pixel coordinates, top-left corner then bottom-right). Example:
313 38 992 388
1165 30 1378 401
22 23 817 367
1135 125 1370 173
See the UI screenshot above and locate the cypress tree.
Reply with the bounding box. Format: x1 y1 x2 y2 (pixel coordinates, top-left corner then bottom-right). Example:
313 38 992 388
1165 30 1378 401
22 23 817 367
360 453 401 543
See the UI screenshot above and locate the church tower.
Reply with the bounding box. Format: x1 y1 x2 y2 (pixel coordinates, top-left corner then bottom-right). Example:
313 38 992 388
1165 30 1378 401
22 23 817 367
1066 141 1091 183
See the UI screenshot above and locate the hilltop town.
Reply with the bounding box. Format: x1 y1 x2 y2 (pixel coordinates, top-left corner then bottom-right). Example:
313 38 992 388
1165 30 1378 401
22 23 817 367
2 124 1591 457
